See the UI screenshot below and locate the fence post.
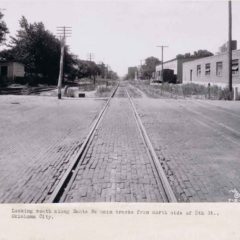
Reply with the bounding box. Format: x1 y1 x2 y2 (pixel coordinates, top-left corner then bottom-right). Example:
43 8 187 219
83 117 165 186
208 83 211 99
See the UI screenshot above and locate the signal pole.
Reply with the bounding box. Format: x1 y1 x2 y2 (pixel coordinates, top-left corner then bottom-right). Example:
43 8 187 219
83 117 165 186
228 0 233 99
157 45 168 82
56 26 72 99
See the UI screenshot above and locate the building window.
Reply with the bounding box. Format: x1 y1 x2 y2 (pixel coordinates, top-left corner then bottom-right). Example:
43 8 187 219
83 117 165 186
197 65 201 76
232 59 239 75
205 63 211 75
216 62 223 76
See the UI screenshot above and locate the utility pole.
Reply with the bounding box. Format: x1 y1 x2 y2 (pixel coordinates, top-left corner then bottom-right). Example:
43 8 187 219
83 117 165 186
87 53 94 62
140 59 144 80
156 45 168 82
105 65 109 79
56 26 72 99
228 0 233 99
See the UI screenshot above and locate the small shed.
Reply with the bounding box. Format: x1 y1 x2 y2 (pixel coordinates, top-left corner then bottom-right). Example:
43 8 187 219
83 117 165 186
0 61 25 81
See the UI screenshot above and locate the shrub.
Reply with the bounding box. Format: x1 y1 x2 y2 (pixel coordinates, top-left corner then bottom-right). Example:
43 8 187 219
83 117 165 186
95 86 112 97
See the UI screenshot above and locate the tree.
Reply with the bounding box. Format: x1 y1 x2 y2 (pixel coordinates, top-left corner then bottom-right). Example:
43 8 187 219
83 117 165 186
97 62 107 79
107 70 118 80
176 50 213 59
193 49 213 57
0 11 8 45
0 16 75 84
142 56 161 79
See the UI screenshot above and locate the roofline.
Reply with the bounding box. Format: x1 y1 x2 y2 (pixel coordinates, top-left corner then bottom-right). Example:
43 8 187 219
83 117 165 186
182 49 240 65
156 55 204 67
163 58 177 64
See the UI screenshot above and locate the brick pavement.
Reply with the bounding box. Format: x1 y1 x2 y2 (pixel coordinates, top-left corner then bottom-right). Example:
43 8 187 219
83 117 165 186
132 97 240 202
0 95 105 203
61 88 166 202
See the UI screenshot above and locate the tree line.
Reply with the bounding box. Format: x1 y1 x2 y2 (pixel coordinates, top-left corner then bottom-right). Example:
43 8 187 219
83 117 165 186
0 13 118 86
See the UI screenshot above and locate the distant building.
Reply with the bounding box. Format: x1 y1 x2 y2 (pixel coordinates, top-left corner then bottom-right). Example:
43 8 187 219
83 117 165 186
155 57 197 83
0 62 25 81
127 66 138 80
182 49 240 87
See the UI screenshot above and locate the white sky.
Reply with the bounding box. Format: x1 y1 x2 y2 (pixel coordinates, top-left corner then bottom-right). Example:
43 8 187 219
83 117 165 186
1 0 240 76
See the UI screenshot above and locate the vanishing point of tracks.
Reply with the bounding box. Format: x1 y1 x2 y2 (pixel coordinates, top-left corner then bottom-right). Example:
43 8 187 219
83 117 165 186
47 83 177 203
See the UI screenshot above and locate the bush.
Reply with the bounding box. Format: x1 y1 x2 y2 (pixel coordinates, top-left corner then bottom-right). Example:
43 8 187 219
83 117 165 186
0 76 9 87
218 87 233 100
130 80 236 100
66 88 75 97
95 85 112 97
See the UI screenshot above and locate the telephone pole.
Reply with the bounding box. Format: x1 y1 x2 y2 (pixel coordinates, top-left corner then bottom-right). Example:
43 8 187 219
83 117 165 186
87 53 94 62
105 65 109 79
156 45 168 82
228 0 233 99
140 59 144 80
56 26 72 99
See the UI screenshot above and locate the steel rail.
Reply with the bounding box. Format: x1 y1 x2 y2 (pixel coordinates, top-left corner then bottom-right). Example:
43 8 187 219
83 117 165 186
125 88 177 202
47 83 119 203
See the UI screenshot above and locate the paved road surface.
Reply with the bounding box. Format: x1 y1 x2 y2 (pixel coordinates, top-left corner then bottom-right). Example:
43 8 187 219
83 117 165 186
132 95 240 202
61 87 166 202
0 95 105 203
0 84 240 202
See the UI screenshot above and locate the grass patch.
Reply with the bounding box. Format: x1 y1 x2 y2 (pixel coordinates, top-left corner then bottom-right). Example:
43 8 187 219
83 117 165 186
130 80 234 100
95 85 113 97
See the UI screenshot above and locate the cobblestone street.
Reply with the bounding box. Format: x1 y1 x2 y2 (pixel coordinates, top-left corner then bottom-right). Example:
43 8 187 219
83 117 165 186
133 97 240 202
61 88 166 202
0 85 240 203
0 95 105 202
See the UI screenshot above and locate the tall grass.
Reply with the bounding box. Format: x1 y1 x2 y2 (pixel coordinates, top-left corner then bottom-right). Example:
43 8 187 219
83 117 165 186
130 80 234 100
95 85 112 97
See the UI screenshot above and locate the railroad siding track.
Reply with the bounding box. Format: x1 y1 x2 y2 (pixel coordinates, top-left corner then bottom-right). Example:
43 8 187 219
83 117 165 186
47 83 176 203
0 86 56 95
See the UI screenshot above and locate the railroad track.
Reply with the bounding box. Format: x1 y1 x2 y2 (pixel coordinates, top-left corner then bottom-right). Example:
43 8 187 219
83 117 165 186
47 83 177 203
47 84 119 203
0 86 56 95
125 88 177 202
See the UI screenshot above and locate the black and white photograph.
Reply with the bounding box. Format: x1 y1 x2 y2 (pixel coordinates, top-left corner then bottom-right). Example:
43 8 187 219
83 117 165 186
0 0 240 204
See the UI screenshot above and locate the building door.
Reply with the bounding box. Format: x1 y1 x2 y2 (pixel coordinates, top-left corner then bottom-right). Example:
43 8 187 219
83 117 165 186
190 69 193 82
1 66 8 77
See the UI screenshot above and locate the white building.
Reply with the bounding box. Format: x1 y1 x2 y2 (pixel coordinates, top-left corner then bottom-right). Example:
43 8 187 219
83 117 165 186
155 57 198 83
0 62 25 81
182 50 240 88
